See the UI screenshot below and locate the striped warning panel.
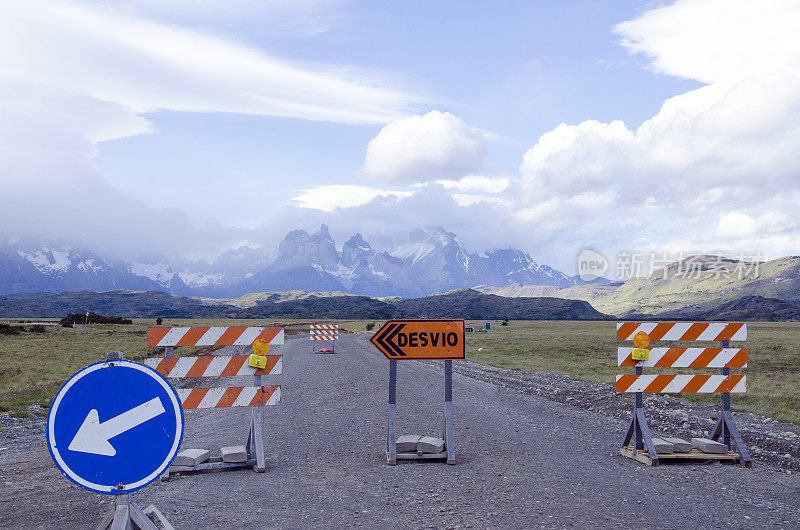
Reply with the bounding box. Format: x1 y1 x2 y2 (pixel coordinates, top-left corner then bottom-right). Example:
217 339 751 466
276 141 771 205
146 327 284 347
615 375 746 393
310 334 339 340
177 385 280 409
143 355 282 378
616 322 746 341
310 324 339 340
618 348 747 368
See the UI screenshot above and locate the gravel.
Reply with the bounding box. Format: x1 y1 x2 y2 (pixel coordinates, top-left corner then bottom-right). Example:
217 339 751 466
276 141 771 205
1 333 798 528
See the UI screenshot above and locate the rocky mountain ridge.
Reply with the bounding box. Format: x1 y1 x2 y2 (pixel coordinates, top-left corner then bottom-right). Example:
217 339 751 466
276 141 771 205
0 226 577 298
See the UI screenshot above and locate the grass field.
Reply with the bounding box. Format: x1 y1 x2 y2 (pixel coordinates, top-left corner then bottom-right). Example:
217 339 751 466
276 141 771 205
1 319 798 424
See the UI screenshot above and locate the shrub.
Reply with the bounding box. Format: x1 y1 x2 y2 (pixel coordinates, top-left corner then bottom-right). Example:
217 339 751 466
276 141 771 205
156 317 163 325
0 323 21 335
366 322 376 331
501 319 509 326
61 321 73 328
27 324 46 333
60 312 133 326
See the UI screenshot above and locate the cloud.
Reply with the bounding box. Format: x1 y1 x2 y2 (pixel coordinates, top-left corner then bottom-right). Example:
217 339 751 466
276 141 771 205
289 185 413 211
614 0 800 83
0 0 418 260
432 176 510 194
360 111 486 183
0 0 415 125
510 0 800 266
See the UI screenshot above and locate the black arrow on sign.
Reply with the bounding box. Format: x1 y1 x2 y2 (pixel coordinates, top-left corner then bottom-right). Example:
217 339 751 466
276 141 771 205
372 322 407 357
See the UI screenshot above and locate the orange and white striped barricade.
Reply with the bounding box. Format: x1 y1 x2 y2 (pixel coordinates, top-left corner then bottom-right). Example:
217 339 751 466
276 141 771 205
145 326 284 474
310 323 338 353
616 322 751 466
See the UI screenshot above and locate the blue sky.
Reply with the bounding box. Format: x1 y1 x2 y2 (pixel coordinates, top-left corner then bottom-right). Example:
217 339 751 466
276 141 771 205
1 0 798 272
94 1 699 228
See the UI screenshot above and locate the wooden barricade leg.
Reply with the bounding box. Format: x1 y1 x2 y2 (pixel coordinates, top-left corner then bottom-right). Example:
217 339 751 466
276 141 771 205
387 360 398 465
97 493 162 530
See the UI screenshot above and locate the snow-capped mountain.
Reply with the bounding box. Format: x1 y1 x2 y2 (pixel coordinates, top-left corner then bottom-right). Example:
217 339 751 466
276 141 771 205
0 227 578 297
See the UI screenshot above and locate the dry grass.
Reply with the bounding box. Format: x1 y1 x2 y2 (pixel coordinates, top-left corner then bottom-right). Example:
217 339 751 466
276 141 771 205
464 321 800 424
0 318 378 412
1 318 798 424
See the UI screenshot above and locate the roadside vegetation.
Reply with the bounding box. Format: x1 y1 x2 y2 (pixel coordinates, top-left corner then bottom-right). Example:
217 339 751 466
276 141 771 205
1 318 797 424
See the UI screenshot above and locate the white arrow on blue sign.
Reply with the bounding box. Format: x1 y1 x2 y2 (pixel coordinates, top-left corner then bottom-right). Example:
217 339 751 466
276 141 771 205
46 360 184 495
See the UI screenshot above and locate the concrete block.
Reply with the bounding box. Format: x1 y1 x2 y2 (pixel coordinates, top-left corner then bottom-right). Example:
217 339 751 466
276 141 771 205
417 436 445 454
651 438 674 454
663 437 692 453
395 435 421 453
144 505 176 530
692 437 728 454
172 448 210 467
221 445 248 463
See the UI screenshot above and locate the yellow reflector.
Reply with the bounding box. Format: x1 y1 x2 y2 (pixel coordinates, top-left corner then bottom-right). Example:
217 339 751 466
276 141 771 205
631 348 650 361
248 354 267 369
252 338 270 356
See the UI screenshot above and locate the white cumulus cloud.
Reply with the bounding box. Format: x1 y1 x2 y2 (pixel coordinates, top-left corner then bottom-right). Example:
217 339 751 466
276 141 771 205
360 110 486 183
512 0 800 265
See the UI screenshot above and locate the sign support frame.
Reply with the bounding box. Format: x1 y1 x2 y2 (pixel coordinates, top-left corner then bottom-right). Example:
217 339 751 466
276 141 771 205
386 359 456 465
93 351 174 530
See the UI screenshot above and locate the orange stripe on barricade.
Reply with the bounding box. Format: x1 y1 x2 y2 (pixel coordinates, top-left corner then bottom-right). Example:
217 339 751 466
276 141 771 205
251 386 278 406
217 387 243 407
653 348 683 367
255 356 281 375
616 374 638 392
616 322 640 340
146 327 170 346
255 327 281 343
644 375 675 393
688 348 720 367
220 355 247 376
648 322 673 341
176 327 209 346
217 327 245 345
182 388 208 409
682 322 709 341
729 349 748 368
185 355 214 377
155 357 179 376
681 374 710 393
715 322 743 341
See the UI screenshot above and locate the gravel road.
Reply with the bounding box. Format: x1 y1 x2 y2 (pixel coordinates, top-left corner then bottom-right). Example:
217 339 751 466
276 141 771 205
1 333 799 529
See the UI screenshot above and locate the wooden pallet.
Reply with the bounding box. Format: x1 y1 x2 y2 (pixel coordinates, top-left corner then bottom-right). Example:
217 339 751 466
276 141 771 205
394 451 448 461
621 446 742 466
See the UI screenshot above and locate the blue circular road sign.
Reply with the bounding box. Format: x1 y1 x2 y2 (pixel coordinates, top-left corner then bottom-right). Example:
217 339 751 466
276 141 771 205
46 360 184 495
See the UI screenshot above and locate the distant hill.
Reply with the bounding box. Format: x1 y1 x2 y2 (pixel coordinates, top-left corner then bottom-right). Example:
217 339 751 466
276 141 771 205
0 290 231 319
243 296 400 319
393 289 609 320
670 295 800 321
0 289 610 321
472 255 800 318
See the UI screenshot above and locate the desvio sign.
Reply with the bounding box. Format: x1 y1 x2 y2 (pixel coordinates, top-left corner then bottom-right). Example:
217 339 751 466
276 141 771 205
370 320 465 360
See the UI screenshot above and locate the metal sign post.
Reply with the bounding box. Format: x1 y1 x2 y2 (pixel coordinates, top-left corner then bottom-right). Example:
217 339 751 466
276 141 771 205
372 319 464 465
47 351 181 529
